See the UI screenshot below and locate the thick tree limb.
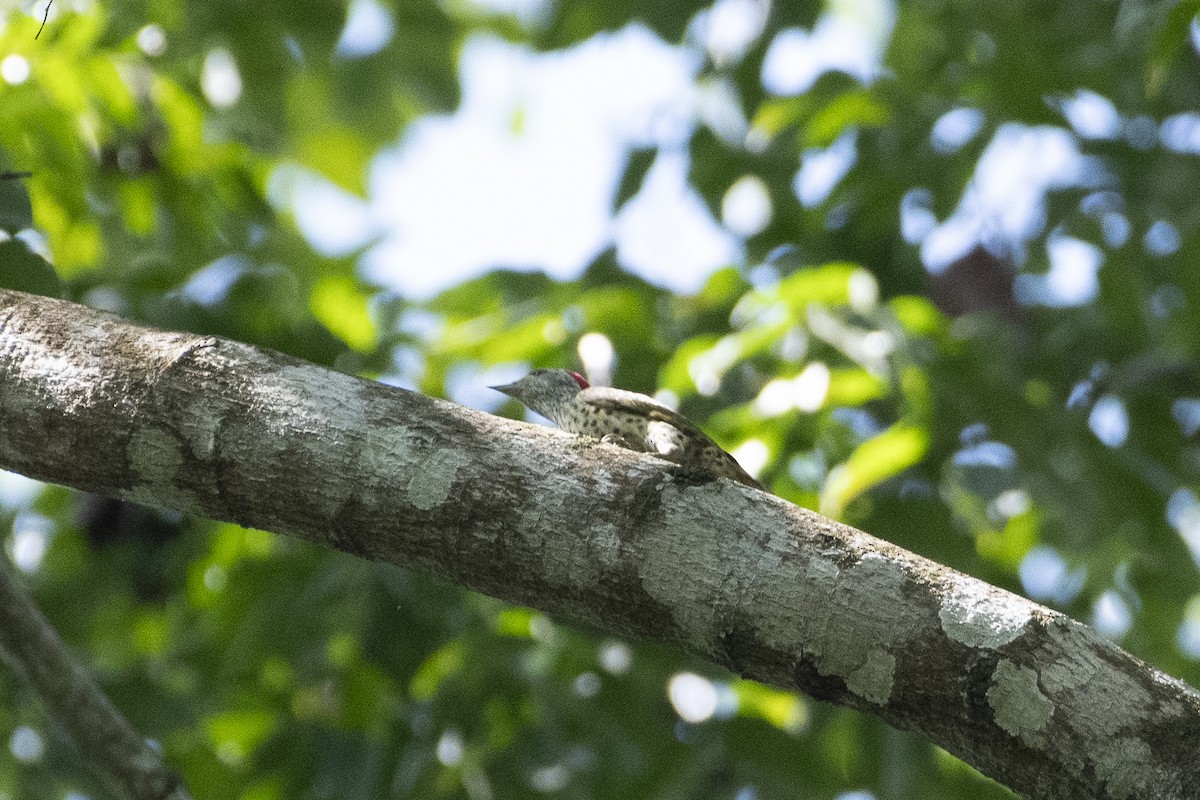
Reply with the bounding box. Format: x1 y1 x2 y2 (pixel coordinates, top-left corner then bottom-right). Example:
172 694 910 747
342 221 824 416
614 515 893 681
0 549 189 800
0 288 1197 800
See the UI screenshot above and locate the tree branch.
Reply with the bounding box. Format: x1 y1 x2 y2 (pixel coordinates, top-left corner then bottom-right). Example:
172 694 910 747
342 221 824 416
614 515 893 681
0 550 189 800
0 288 1197 800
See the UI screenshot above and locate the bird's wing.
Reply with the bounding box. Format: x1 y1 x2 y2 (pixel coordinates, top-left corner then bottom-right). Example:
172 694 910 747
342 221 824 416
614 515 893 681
578 387 706 437
645 419 687 460
580 388 763 489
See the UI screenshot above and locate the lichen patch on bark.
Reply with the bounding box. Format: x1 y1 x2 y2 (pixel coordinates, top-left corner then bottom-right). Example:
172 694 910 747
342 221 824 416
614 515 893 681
846 648 896 705
939 577 1032 648
988 659 1053 743
407 449 470 511
1091 736 1152 799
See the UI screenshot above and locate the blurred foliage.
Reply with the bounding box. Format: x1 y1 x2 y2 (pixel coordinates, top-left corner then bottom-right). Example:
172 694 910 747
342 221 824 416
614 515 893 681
2 0 1200 798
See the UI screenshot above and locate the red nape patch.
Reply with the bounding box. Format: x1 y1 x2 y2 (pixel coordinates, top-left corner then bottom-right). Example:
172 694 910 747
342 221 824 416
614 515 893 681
570 371 590 389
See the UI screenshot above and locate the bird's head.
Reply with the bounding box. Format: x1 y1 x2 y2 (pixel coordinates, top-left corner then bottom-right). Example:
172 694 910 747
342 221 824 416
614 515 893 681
491 369 589 422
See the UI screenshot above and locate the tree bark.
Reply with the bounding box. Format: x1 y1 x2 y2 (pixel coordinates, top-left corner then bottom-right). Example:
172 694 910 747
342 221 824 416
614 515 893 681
0 288 1197 800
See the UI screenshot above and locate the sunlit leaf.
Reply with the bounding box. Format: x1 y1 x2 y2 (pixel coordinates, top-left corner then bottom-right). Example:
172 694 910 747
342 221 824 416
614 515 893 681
326 631 360 667
805 90 890 148
659 334 719 394
410 641 464 700
775 262 861 309
310 276 377 353
822 423 930 516
977 508 1040 568
494 607 535 637
119 179 157 236
203 709 279 762
888 295 947 338
826 367 887 407
479 313 559 363
750 96 811 143
133 610 169 655
734 680 808 732
240 777 284 800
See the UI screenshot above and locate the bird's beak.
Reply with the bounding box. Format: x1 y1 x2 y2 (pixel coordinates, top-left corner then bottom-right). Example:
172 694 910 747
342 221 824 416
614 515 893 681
489 381 518 398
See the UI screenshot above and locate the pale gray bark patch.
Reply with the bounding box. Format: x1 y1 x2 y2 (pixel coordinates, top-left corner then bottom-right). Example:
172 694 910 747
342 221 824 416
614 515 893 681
1091 737 1152 799
636 482 771 651
845 648 896 705
939 576 1033 648
812 554 918 705
1040 627 1103 693
988 659 1054 741
407 449 470 510
1042 623 1152 735
362 427 417 485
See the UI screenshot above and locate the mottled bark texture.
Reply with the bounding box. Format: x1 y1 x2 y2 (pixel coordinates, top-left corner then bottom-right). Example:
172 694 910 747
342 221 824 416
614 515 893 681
0 288 1198 800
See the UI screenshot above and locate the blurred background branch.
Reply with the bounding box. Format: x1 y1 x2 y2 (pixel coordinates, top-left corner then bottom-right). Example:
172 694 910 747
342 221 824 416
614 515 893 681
0 550 188 800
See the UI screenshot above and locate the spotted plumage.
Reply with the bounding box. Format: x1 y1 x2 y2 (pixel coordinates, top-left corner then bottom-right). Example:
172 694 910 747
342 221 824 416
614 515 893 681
491 368 764 491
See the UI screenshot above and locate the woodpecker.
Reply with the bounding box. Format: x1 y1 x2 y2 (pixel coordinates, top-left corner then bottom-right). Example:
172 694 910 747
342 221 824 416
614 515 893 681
491 369 764 491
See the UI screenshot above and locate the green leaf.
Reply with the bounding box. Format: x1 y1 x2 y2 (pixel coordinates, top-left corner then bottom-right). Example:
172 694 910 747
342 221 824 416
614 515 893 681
410 640 464 700
976 508 1040 568
888 295 947 338
659 334 720 394
822 423 929 517
805 90 890 148
479 312 559 363
203 709 279 762
494 607 535 637
0 238 61 296
614 147 657 211
734 680 808 732
775 262 862 308
826 367 887 407
310 276 378 353
0 174 33 232
750 96 812 144
1147 0 1200 96
132 610 169 655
